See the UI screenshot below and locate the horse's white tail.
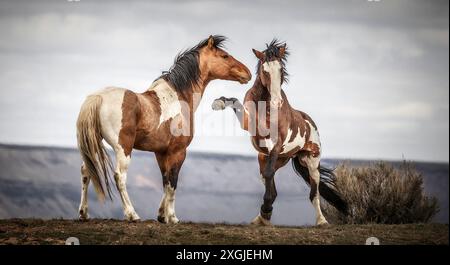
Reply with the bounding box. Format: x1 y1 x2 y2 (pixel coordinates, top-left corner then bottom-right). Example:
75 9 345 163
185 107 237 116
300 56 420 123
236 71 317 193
76 95 113 201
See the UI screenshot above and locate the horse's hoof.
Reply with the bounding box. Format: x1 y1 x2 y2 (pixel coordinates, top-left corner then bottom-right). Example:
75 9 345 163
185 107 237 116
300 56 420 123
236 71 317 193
78 216 89 222
78 209 89 221
157 215 180 224
251 214 273 226
125 212 141 222
212 99 226 110
157 215 166 224
168 216 180 224
316 219 329 227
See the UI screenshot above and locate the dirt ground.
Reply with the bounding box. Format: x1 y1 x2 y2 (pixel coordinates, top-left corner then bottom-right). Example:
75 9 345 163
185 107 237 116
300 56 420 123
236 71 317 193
0 219 447 245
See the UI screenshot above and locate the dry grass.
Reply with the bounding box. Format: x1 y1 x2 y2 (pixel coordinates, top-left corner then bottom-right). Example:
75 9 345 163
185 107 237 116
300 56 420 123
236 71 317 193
322 161 439 224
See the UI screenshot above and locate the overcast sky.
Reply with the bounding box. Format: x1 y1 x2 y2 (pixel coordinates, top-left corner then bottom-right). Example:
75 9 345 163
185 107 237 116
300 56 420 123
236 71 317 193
0 0 448 162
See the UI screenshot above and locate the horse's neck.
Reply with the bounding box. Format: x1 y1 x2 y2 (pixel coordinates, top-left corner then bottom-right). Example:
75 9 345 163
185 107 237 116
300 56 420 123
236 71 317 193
251 78 275 107
190 73 210 112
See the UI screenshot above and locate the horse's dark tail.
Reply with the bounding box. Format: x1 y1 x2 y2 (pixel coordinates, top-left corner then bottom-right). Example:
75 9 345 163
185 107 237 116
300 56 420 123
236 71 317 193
292 158 348 215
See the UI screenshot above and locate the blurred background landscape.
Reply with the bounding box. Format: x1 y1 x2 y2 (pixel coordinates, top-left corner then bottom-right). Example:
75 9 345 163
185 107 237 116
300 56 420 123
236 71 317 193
0 144 447 226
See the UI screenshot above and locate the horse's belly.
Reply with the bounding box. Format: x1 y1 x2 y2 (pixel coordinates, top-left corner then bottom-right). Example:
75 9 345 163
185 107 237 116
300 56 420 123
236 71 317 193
132 129 161 151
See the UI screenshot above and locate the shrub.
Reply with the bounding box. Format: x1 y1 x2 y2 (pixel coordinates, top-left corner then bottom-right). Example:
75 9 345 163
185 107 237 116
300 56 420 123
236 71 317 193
322 161 439 224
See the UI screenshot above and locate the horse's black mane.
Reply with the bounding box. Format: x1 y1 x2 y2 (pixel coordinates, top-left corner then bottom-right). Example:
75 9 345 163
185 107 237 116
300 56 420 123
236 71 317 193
256 39 289 84
158 35 227 91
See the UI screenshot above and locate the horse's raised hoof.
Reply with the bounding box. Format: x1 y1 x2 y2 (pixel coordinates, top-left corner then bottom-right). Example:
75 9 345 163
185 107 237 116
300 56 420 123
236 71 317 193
212 98 226 111
251 214 273 227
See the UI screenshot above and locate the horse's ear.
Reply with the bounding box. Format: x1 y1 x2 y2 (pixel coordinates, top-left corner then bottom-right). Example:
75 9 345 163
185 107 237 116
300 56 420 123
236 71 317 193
252 49 264 60
279 44 287 57
207 35 214 49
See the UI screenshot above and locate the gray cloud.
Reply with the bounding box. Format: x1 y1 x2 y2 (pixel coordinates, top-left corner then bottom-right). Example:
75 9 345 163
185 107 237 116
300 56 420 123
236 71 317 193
0 0 448 162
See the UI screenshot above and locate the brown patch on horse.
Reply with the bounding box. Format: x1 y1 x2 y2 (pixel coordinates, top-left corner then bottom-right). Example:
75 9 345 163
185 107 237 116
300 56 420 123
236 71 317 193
289 124 299 142
303 141 321 158
118 90 140 157
309 178 318 201
300 111 318 130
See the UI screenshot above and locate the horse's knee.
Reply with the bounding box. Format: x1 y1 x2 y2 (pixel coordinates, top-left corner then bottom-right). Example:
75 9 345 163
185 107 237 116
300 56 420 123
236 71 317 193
82 176 89 184
81 164 89 177
80 165 90 185
263 169 275 179
309 186 318 202
263 188 277 203
114 172 127 190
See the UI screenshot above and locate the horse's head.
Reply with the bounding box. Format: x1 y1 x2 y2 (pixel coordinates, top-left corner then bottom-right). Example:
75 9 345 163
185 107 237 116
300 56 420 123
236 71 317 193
253 39 289 107
253 40 288 88
200 35 251 84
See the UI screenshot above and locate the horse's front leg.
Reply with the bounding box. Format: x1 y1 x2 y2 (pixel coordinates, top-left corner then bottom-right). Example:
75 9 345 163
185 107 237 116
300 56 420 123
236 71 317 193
252 151 290 226
212 97 249 131
155 148 186 224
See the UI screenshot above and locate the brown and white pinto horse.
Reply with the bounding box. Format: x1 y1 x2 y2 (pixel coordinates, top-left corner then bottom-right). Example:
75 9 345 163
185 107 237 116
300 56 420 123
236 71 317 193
77 35 251 222
212 40 347 226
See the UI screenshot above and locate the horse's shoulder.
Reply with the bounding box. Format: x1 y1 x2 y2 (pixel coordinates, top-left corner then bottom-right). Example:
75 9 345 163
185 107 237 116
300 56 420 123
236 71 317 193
243 88 255 103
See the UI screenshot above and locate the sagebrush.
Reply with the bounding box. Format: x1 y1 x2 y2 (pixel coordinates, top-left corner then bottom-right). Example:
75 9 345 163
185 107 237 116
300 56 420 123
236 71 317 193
322 161 439 224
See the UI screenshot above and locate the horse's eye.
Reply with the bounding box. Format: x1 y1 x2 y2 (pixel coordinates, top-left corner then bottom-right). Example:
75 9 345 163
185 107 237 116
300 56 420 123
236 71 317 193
222 55 229 59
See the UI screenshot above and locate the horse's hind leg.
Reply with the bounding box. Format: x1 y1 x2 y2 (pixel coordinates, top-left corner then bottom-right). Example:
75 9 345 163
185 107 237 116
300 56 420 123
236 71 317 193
78 163 90 220
301 155 328 225
113 143 140 221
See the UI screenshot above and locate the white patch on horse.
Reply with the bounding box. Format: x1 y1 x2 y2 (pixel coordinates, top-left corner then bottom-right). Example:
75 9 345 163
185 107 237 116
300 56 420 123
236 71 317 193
98 87 126 145
262 61 283 108
94 87 140 220
281 127 306 154
114 144 140 221
305 120 321 147
261 137 275 152
259 174 265 185
149 79 182 127
159 184 179 223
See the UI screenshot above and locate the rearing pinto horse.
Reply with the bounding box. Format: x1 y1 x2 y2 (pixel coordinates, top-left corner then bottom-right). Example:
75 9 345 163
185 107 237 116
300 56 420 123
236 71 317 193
76 35 251 222
212 40 347 226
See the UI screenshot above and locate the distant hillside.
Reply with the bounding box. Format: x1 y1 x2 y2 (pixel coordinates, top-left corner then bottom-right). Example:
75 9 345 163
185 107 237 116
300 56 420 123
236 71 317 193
0 144 448 225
